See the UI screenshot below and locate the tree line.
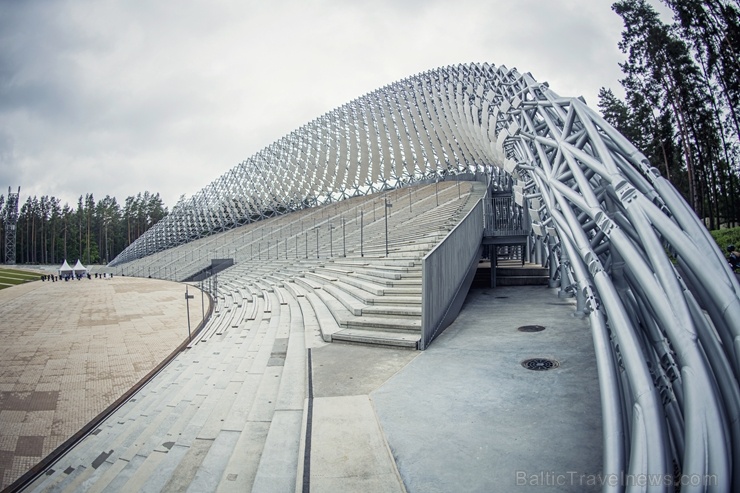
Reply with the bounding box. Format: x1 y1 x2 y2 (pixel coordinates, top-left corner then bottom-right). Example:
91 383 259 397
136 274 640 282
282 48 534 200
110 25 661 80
599 0 740 229
3 1 737 266
0 191 167 265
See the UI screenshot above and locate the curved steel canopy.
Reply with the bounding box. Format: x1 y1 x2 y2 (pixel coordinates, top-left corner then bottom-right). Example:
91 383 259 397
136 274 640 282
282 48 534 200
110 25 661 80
111 62 740 490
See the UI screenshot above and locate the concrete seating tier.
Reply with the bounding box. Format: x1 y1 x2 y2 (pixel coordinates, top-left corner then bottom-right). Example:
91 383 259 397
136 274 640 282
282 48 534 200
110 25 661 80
27 181 487 492
114 181 486 350
27 288 306 493
114 181 480 280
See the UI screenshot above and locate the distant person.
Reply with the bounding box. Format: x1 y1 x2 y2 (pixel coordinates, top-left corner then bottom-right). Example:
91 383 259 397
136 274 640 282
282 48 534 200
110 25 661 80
729 245 739 272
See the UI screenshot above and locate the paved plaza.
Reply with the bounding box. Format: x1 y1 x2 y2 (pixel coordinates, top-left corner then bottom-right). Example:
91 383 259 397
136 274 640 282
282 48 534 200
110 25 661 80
0 276 208 490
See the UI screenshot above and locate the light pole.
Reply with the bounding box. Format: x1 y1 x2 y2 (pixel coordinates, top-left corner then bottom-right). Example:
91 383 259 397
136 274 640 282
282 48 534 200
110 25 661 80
384 197 392 257
328 223 333 257
104 218 109 264
185 286 194 342
360 211 364 257
200 280 205 320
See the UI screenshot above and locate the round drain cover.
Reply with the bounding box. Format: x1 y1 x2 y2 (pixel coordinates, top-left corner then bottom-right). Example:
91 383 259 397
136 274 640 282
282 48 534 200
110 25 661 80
518 325 545 332
521 358 560 371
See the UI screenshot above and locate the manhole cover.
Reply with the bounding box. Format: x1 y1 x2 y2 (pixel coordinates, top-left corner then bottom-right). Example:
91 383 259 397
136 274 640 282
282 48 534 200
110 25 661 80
521 358 560 371
518 325 545 332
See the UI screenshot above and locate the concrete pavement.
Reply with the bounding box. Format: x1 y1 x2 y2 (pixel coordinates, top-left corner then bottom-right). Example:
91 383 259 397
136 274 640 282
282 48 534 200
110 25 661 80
371 286 603 492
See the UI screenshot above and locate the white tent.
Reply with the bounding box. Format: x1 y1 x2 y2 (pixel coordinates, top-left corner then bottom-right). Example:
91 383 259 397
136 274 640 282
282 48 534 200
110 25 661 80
58 259 73 275
72 259 87 275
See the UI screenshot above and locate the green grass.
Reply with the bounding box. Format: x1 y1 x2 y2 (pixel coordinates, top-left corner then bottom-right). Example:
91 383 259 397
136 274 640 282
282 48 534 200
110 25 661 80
0 267 41 290
710 226 740 256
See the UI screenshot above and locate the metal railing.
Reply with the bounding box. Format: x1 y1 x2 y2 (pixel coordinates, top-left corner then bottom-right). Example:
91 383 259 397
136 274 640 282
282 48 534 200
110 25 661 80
483 193 528 237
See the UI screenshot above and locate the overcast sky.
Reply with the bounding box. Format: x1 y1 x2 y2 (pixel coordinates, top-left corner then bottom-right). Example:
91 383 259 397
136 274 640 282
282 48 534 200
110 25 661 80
0 0 661 210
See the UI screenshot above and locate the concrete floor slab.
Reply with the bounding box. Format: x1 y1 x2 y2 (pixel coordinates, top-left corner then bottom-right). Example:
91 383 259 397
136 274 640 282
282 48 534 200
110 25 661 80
309 395 405 493
372 286 603 493
311 343 418 398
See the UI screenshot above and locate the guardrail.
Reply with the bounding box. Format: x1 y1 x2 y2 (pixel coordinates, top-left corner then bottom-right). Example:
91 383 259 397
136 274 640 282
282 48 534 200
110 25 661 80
420 199 484 349
483 194 528 237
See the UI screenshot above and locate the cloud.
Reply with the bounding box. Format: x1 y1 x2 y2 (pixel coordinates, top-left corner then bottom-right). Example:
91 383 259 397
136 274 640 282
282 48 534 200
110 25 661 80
0 0 635 209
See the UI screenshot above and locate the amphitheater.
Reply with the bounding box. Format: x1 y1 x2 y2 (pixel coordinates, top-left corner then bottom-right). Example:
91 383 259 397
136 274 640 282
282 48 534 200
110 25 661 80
3 63 740 492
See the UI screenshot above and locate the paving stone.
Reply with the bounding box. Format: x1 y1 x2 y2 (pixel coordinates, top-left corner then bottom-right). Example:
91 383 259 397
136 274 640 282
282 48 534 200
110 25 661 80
0 277 209 490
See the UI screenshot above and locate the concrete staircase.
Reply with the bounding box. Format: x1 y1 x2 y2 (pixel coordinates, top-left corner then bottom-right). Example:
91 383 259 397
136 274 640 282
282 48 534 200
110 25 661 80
23 181 492 492
495 260 549 286
473 259 549 288
25 287 306 493
298 257 423 349
130 180 486 351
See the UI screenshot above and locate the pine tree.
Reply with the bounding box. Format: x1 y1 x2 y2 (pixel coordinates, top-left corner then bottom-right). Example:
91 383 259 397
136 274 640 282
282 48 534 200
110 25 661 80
611 0 733 226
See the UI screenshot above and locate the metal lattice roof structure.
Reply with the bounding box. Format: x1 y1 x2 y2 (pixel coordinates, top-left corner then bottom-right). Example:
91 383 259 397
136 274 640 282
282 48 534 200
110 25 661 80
110 62 740 489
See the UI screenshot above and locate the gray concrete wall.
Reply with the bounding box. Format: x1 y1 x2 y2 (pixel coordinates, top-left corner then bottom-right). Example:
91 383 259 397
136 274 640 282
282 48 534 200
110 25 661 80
420 199 483 349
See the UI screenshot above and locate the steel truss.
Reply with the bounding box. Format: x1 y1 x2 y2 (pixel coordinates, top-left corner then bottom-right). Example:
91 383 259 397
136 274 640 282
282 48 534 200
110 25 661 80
111 63 740 489
3 186 20 264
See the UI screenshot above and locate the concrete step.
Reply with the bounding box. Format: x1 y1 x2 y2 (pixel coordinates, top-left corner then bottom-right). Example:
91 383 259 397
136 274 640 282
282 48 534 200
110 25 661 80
330 329 419 349
307 271 421 296
495 275 549 286
361 304 422 318
294 274 421 341
164 301 282 492
350 271 420 287
250 323 306 492
341 316 420 333
56 366 209 488
328 258 417 268
331 279 421 306
320 282 365 316
71 362 223 492
306 292 342 342
46 286 280 493
290 286 328 350
496 267 549 277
